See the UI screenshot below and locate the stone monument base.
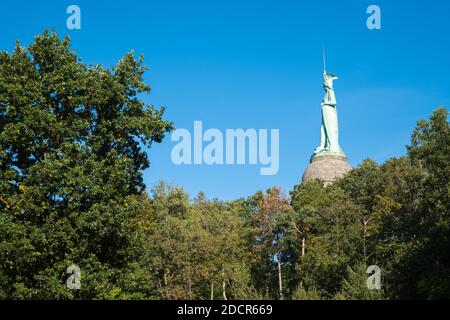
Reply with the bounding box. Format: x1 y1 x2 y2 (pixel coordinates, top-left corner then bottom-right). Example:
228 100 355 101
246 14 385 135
302 153 352 185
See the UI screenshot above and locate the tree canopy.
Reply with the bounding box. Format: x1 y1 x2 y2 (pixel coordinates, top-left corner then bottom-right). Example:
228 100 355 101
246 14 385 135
0 30 173 299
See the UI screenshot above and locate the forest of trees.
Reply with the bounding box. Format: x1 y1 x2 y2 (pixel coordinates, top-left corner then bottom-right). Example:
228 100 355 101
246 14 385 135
0 31 449 300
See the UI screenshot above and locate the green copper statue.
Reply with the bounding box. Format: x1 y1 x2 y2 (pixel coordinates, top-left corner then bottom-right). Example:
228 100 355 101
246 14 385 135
314 50 346 157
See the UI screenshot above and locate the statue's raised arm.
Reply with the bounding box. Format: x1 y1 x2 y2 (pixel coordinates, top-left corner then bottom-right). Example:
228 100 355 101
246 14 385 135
322 72 338 107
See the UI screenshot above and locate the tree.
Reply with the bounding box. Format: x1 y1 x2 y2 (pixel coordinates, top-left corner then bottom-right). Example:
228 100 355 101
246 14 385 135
389 107 450 299
0 30 173 298
336 264 384 300
336 159 383 264
290 181 363 298
140 182 257 300
249 187 293 299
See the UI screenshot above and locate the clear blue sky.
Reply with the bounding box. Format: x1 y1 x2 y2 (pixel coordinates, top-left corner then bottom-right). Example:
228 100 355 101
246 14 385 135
1 0 449 200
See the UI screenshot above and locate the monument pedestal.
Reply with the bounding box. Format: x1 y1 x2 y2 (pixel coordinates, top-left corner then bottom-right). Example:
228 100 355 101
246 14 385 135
302 153 351 185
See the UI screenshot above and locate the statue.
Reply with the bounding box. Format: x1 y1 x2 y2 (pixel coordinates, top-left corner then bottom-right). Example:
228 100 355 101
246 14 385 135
302 50 352 185
314 49 345 157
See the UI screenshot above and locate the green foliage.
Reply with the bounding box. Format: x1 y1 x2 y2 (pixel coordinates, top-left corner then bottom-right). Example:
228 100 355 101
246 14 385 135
0 30 172 299
390 107 450 299
288 182 363 297
337 265 384 300
138 182 260 300
292 285 324 300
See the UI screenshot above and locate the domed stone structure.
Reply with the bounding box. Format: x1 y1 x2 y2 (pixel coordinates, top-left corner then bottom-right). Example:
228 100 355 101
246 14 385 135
302 51 351 185
302 154 352 185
